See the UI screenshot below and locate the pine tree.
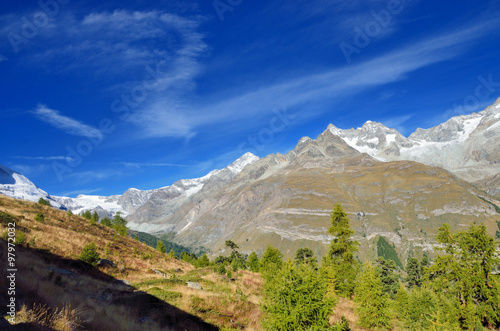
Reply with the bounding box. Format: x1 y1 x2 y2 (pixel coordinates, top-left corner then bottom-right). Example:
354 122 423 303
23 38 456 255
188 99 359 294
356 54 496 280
247 252 260 272
156 240 166 253
225 240 239 251
393 282 409 321
354 263 392 330
38 197 51 206
260 245 283 273
168 249 175 259
261 261 336 330
81 210 92 220
181 251 191 263
405 257 421 289
294 248 317 268
101 217 112 227
323 204 359 297
79 242 100 265
375 256 399 298
197 254 210 268
426 223 500 328
420 254 429 276
112 212 128 236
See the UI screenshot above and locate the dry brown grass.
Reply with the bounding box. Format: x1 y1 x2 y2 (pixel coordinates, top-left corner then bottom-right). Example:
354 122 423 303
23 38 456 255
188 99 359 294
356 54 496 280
16 303 82 330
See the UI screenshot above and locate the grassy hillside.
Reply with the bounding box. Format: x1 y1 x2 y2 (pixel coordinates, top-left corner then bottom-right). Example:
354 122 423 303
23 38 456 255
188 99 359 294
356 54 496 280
0 195 263 330
0 195 387 330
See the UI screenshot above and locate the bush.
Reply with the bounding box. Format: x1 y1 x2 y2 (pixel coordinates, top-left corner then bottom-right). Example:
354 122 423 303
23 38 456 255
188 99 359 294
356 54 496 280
34 213 45 223
14 231 26 246
79 242 100 265
38 198 51 207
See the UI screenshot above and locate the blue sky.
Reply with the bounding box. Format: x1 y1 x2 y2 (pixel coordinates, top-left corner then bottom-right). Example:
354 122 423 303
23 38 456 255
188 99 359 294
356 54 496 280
1 0 500 197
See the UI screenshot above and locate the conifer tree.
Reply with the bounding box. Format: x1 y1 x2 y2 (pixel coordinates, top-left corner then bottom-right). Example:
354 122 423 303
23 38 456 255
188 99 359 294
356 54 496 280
375 256 399 298
426 223 500 328
38 197 51 206
101 217 112 227
294 248 317 268
156 240 166 253
393 282 409 321
260 245 283 273
79 242 100 265
405 257 421 289
247 252 260 272
354 263 392 330
324 204 359 297
196 254 210 268
261 261 336 330
81 210 92 220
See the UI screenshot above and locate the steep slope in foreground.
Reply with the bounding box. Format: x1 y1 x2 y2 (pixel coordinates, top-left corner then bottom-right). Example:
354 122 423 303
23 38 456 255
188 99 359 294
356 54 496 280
127 129 500 261
0 196 261 330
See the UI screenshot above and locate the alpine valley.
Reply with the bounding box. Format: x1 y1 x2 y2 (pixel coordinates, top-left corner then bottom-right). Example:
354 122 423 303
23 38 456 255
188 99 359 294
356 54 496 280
2 98 500 262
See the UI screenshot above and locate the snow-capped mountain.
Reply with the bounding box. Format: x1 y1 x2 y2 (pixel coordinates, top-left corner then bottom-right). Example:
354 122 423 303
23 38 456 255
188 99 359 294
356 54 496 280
1 153 259 217
49 152 260 217
328 97 500 182
0 164 63 208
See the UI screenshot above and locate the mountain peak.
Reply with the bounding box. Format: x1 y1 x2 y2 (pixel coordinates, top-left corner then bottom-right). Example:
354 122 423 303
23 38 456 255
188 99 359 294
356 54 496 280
0 164 62 208
227 152 260 173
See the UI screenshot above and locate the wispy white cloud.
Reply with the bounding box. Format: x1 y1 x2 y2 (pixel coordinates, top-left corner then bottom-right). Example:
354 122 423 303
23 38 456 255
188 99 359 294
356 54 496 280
12 155 75 162
63 169 124 183
33 104 102 139
129 17 499 139
17 10 207 77
118 162 188 168
57 188 103 197
9 163 50 176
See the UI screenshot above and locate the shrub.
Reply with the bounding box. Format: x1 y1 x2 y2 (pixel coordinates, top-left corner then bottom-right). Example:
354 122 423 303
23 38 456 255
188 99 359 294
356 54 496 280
34 212 45 223
38 198 51 207
14 231 26 246
79 242 100 265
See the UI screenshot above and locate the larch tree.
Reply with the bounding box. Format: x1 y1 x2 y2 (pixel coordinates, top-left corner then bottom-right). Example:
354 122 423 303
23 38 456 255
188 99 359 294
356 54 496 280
156 240 166 254
426 223 500 328
323 204 359 297
354 263 392 330
247 252 260 272
261 261 336 330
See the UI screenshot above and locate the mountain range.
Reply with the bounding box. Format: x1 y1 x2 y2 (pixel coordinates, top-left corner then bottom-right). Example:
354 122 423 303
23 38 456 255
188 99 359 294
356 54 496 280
2 97 500 260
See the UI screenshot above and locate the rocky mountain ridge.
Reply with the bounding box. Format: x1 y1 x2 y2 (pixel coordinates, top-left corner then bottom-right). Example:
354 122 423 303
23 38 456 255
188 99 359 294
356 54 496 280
328 97 500 182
